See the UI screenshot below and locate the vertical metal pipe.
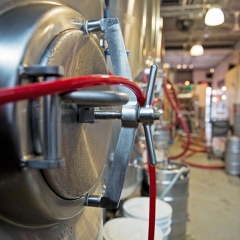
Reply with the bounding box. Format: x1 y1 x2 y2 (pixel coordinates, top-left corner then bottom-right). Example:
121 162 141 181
103 18 132 80
44 76 61 160
103 18 137 104
144 124 157 166
144 64 158 106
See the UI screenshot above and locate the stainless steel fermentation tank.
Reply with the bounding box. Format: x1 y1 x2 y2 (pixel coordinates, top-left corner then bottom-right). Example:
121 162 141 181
0 0 164 238
0 1 119 239
109 0 162 78
225 136 240 175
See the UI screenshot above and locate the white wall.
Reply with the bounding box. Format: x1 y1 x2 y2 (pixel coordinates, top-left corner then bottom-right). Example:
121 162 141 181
212 49 240 89
225 64 240 125
192 49 240 88
193 70 209 83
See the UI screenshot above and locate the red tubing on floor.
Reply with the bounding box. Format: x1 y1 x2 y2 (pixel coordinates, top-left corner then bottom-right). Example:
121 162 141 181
181 151 225 169
163 78 224 168
162 114 178 130
0 74 146 106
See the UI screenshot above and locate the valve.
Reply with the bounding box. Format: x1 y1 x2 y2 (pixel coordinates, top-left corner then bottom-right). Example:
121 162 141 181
84 65 160 209
93 65 160 166
79 18 162 209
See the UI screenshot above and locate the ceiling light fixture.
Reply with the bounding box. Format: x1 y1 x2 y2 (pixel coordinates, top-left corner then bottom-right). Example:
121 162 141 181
189 64 194 69
182 64 187 69
185 80 190 86
222 86 227 91
212 96 217 102
205 7 225 26
177 64 181 69
190 44 204 56
221 95 227 100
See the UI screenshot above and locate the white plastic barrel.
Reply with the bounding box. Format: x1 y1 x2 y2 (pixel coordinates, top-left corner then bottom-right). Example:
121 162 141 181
103 218 163 240
123 197 172 239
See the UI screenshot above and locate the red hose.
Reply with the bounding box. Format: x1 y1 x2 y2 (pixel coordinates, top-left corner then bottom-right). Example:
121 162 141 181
193 130 205 141
163 80 190 160
181 144 206 153
151 97 161 107
147 156 156 240
181 151 224 169
166 78 180 106
0 74 145 106
181 140 206 149
162 114 178 130
148 97 159 240
157 79 224 168
162 85 178 130
161 78 180 130
143 72 148 84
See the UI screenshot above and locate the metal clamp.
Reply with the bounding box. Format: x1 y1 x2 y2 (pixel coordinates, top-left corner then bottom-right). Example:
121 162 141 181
19 65 130 168
20 66 65 169
80 18 160 209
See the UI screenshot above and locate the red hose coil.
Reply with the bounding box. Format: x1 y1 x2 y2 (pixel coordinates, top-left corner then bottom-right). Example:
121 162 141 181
163 79 224 168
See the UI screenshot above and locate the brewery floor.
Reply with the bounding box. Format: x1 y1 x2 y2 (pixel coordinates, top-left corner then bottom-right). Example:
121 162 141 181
169 141 240 240
186 164 240 240
122 134 240 240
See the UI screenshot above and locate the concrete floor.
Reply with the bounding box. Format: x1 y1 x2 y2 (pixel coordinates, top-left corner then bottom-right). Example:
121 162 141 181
183 152 240 240
119 136 240 240
164 132 240 240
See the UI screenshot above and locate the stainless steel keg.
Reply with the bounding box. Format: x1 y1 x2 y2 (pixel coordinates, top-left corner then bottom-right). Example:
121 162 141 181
234 104 240 137
153 123 170 151
225 136 240 175
156 163 190 240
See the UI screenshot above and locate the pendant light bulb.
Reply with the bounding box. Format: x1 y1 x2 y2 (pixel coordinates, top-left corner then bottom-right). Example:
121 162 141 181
190 44 204 56
205 8 225 26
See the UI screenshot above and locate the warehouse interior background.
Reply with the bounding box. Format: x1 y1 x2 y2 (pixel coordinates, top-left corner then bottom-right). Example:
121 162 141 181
0 0 240 240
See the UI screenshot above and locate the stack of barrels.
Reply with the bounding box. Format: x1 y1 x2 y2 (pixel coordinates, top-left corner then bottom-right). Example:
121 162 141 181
225 136 240 175
234 103 240 137
225 104 240 175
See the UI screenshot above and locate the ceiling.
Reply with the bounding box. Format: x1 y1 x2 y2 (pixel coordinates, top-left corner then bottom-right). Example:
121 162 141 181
161 0 240 69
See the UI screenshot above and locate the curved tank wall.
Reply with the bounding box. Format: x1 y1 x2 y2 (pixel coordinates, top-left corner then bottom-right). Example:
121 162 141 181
109 0 162 78
0 1 108 239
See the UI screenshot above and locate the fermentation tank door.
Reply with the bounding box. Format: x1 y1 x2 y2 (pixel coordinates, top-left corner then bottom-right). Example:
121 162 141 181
0 2 118 239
